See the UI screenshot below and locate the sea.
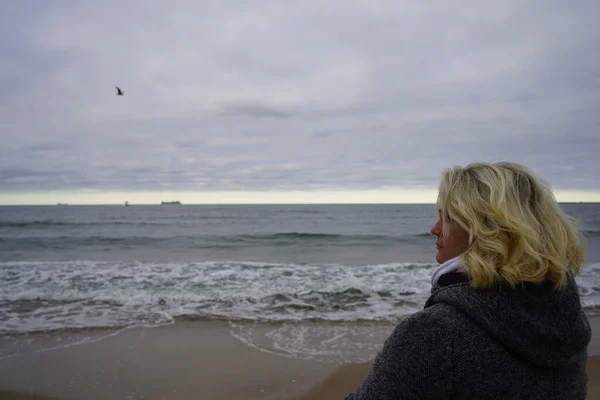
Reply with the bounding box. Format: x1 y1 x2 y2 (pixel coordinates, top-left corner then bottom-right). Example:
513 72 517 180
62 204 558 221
1 204 600 360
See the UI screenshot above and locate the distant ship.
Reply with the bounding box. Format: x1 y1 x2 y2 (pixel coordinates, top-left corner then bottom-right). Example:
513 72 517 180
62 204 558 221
124 201 129 207
57 203 69 206
161 201 182 205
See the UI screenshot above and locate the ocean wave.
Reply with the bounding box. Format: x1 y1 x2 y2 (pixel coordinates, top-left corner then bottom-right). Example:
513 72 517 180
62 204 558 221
230 232 431 243
0 232 434 250
0 260 432 333
0 220 170 228
1 260 599 334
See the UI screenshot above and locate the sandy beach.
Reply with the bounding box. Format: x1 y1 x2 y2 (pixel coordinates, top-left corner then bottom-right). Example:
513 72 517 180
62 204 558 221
0 317 598 400
0 320 336 400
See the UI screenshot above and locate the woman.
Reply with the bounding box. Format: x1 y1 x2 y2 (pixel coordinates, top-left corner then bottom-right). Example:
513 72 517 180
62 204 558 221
345 162 591 399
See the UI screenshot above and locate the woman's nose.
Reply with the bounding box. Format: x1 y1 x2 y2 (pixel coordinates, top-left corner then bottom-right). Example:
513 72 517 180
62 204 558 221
431 220 441 236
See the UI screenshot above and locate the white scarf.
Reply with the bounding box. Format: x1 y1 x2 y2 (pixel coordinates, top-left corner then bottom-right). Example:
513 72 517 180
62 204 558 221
431 256 461 286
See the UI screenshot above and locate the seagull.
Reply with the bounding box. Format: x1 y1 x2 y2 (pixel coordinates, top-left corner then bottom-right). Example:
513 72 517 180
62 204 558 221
115 87 123 96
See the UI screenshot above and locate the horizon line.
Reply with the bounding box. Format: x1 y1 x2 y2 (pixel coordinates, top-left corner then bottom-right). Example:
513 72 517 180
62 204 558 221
1 201 598 207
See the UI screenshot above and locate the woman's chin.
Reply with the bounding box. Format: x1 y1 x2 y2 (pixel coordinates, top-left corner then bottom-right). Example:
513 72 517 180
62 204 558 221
435 252 448 264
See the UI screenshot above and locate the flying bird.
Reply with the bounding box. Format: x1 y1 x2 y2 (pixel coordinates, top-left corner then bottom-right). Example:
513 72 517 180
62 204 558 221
115 87 123 96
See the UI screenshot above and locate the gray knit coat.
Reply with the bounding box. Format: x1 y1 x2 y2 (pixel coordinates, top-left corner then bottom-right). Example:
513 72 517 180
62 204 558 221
344 271 591 399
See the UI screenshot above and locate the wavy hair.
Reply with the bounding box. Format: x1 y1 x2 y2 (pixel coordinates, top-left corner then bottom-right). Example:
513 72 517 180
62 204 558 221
437 161 586 289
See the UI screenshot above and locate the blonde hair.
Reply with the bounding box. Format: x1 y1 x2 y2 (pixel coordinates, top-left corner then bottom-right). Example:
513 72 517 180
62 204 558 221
437 161 586 289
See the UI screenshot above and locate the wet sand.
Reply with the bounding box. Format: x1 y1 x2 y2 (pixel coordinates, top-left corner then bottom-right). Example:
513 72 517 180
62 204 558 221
0 320 335 400
0 317 598 400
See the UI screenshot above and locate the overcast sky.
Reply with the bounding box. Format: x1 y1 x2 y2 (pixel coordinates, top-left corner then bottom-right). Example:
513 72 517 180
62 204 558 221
1 1 599 204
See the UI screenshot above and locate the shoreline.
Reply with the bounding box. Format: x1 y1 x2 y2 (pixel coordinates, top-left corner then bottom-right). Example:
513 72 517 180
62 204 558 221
1 317 599 400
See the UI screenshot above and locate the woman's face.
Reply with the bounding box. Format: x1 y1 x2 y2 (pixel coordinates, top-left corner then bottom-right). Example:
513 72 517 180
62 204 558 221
430 215 470 264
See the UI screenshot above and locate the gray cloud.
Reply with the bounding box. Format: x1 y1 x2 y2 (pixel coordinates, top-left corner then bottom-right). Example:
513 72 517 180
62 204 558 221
1 1 599 196
218 101 294 119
